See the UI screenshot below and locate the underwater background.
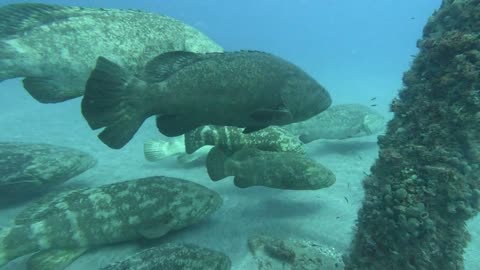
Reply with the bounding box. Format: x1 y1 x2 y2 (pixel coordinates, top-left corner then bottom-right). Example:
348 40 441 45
1 0 479 269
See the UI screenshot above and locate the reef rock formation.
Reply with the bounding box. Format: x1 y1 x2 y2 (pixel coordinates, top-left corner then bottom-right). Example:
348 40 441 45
346 0 480 269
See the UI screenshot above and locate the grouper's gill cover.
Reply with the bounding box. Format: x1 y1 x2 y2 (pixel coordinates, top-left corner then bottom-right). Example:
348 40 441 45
81 51 331 149
0 176 222 267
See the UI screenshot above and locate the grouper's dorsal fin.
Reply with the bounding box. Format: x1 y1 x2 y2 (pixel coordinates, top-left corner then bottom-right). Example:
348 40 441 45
144 51 205 83
0 3 89 37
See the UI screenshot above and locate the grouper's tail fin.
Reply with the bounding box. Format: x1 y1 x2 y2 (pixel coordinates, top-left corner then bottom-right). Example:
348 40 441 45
143 139 184 161
81 57 151 149
26 247 88 270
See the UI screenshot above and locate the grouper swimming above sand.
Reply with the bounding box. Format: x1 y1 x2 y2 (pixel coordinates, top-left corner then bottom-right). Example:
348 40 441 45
81 51 332 149
0 176 222 267
0 3 222 103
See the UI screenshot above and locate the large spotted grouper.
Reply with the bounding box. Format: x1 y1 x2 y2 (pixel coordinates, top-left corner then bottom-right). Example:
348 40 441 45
206 147 336 190
0 176 222 267
102 243 231 270
284 103 386 143
81 51 332 149
0 142 97 202
0 3 222 103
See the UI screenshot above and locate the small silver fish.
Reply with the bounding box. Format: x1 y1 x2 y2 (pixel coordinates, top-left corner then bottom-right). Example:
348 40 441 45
143 136 212 165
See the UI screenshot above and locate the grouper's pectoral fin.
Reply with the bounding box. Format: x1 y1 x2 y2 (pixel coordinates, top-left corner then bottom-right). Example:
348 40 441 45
138 224 172 239
23 76 82 103
249 107 292 123
156 115 199 137
243 126 268 134
26 248 88 270
233 176 253 188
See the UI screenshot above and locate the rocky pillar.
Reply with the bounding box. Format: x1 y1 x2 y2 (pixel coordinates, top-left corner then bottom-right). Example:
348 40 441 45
345 1 480 269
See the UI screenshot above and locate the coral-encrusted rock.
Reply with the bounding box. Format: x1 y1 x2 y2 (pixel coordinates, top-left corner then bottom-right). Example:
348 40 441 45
346 1 480 269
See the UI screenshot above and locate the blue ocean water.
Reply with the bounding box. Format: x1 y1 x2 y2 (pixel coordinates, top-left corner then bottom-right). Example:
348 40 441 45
2 1 479 270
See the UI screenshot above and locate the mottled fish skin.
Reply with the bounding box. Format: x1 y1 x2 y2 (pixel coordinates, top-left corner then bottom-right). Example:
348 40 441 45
0 3 222 103
0 176 222 266
284 104 386 143
101 243 231 270
26 247 88 270
81 51 331 149
0 142 97 200
184 125 305 155
206 147 335 190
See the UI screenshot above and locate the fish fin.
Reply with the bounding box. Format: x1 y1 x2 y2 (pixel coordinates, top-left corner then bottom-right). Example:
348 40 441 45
26 248 88 270
143 139 181 162
184 128 206 154
0 41 18 81
22 77 81 103
144 51 203 82
0 3 83 37
243 126 268 134
206 147 232 181
233 176 252 188
250 108 292 123
81 57 149 149
138 224 171 239
0 224 41 266
156 115 199 137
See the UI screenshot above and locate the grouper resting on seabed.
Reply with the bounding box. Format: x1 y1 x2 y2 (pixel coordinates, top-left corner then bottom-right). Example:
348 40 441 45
0 176 222 267
81 50 332 149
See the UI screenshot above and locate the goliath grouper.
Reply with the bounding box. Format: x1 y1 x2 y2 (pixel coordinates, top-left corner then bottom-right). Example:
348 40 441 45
0 176 222 267
206 147 335 190
81 51 332 149
0 142 97 203
284 103 386 143
0 3 222 103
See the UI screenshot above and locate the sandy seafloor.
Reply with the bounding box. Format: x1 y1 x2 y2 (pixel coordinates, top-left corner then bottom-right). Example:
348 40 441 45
0 78 478 270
